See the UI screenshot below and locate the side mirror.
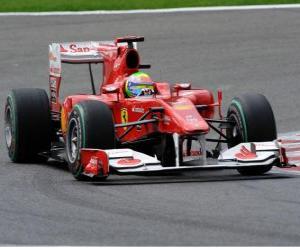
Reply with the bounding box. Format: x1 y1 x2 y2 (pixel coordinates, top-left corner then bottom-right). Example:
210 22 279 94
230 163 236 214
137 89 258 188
173 83 191 96
102 85 120 101
102 85 120 94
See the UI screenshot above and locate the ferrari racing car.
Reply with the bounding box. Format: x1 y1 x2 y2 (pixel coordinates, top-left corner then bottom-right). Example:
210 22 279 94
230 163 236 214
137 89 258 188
4 36 296 180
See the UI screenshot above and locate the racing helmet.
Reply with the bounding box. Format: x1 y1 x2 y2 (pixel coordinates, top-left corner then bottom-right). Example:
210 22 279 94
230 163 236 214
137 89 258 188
125 72 155 97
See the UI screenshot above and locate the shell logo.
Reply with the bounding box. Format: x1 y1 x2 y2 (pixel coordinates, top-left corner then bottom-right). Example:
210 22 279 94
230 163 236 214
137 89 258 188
49 52 57 61
174 104 193 110
61 107 68 134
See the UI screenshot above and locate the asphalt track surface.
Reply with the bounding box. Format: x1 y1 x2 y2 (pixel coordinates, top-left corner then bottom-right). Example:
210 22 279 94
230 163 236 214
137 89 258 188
1 9 300 246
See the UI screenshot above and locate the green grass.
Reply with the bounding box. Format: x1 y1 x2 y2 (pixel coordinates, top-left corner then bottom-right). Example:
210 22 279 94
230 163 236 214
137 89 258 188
1 0 300 12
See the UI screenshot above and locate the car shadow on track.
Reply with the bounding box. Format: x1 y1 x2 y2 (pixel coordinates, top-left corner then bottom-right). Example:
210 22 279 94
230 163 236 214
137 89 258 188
89 171 294 186
39 160 295 186
40 159 69 171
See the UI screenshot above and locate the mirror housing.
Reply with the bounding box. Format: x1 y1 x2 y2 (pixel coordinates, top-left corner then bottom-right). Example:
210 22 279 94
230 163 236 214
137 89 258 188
102 85 120 101
174 83 191 90
173 83 191 96
102 85 120 94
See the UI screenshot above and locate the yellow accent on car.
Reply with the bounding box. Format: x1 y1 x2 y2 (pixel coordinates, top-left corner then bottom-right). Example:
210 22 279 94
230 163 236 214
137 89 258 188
121 108 128 130
61 107 68 134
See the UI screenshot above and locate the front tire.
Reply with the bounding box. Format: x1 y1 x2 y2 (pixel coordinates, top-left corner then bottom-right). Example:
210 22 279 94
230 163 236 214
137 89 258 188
226 92 277 175
155 134 176 167
66 101 115 180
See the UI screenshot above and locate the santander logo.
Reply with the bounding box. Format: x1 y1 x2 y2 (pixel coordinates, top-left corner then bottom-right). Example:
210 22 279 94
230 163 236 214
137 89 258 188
60 44 91 53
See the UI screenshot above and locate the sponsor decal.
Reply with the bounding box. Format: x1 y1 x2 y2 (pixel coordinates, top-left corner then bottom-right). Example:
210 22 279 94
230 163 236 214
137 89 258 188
50 89 57 103
174 104 193 110
61 107 68 134
60 44 68 52
69 44 90 53
106 149 132 157
49 76 57 103
50 67 61 76
60 43 92 53
83 156 103 177
116 158 142 167
121 108 128 130
90 157 100 166
132 107 145 113
185 114 198 123
235 146 257 159
49 77 56 88
49 43 61 77
49 52 57 62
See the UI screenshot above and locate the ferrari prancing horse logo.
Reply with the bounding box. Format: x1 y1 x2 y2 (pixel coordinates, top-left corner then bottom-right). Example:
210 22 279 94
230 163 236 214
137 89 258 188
121 108 128 130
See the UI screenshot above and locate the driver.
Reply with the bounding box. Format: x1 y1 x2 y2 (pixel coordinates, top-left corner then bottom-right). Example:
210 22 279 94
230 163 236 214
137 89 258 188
125 72 155 97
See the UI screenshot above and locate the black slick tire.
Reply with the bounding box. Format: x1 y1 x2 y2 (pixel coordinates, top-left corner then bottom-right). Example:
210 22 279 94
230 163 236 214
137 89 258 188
226 92 277 175
65 100 115 180
155 134 176 167
4 88 51 162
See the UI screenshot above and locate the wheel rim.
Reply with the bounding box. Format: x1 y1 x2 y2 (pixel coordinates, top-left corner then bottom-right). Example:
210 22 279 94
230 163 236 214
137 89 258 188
232 124 238 138
5 106 13 148
228 113 243 146
67 118 80 163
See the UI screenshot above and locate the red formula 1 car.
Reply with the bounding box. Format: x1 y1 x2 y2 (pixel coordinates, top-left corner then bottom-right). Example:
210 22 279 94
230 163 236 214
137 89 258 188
4 36 296 180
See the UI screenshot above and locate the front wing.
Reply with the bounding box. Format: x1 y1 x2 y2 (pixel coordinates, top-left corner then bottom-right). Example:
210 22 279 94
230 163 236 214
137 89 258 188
80 141 283 177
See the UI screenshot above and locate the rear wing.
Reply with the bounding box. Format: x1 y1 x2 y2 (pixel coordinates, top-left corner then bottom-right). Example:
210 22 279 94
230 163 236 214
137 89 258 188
49 41 113 77
49 39 138 77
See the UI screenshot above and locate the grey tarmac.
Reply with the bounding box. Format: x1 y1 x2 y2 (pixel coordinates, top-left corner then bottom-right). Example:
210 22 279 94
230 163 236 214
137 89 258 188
1 9 300 246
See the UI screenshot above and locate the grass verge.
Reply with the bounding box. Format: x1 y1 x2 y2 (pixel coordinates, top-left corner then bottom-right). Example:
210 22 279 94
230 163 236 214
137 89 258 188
1 0 300 12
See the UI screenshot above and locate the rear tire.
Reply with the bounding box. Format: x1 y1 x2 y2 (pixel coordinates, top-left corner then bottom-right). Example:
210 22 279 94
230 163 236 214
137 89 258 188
226 92 277 175
66 101 115 180
4 88 51 162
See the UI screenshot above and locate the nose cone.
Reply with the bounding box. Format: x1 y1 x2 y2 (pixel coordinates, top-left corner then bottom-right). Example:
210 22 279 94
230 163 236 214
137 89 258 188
167 99 209 134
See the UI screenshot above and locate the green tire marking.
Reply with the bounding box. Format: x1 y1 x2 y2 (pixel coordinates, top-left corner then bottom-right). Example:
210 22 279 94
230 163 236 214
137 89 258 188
231 99 248 142
74 104 86 147
72 104 86 178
